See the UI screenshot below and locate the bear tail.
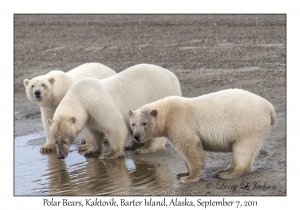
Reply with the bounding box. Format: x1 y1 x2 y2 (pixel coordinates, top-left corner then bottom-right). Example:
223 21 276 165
269 104 276 126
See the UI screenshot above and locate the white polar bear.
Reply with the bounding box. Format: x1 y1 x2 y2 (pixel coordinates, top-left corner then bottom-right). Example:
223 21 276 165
129 89 276 183
23 63 117 153
47 64 182 159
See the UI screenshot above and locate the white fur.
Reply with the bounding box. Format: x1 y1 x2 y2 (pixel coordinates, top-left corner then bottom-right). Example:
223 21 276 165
23 63 116 153
130 89 276 183
49 64 182 159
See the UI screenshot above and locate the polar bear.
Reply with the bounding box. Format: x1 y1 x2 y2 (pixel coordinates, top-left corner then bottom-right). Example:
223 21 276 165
129 89 276 183
23 63 117 153
47 64 181 159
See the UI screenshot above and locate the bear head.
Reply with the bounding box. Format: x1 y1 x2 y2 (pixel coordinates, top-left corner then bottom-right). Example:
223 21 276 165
23 77 55 107
47 116 78 159
128 109 158 143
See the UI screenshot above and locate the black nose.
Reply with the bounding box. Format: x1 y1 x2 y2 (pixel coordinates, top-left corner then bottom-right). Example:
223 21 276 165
58 155 65 159
34 90 41 97
134 133 140 142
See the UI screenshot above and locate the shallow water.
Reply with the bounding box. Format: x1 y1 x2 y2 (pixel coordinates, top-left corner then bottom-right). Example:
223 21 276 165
14 134 175 196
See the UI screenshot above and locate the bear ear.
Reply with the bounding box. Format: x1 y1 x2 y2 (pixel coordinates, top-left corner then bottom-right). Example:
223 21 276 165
128 110 134 117
23 79 30 87
47 119 54 126
70 117 76 124
48 77 55 85
150 110 158 117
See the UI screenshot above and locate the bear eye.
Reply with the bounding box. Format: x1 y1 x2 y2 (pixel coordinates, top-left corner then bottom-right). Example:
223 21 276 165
142 122 147 126
131 123 135 127
42 84 46 87
31 84 35 88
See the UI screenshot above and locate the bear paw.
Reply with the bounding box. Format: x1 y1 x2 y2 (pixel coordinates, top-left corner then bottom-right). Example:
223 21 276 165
176 172 190 179
219 170 249 179
135 146 165 154
99 151 124 159
213 168 230 178
135 147 150 154
78 144 90 151
40 144 56 154
179 175 200 183
83 149 100 157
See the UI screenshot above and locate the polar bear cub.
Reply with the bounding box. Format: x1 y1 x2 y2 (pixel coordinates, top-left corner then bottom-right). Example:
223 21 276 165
129 89 276 183
23 63 117 153
47 64 182 159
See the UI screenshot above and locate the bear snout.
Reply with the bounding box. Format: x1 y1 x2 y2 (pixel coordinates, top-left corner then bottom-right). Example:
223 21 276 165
34 90 41 98
133 133 141 142
57 150 68 159
57 154 65 159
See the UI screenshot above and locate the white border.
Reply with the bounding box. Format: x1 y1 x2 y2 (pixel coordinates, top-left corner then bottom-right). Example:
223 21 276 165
4 1 294 209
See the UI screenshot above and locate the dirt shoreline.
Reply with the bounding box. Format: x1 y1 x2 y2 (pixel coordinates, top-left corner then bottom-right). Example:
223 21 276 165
14 14 286 195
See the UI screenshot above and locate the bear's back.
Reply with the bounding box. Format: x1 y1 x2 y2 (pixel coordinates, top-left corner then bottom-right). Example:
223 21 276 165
107 64 179 103
67 63 116 79
191 89 274 144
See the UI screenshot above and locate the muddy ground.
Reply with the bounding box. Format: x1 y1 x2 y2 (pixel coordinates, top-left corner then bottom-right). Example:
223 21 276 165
14 14 286 196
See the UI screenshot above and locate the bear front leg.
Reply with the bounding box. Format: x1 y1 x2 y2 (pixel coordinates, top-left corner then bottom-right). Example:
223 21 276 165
78 127 93 151
83 129 104 157
172 136 205 183
40 107 56 154
99 130 126 159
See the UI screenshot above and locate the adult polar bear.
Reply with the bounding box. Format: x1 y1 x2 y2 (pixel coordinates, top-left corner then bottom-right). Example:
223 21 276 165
129 89 276 183
47 64 182 159
23 63 117 153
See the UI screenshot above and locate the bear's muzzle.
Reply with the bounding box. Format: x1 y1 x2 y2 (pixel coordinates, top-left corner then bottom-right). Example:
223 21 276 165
34 90 42 98
133 133 141 142
57 149 68 159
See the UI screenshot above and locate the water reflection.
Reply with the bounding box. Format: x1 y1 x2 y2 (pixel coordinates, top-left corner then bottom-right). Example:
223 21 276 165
15 135 175 195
